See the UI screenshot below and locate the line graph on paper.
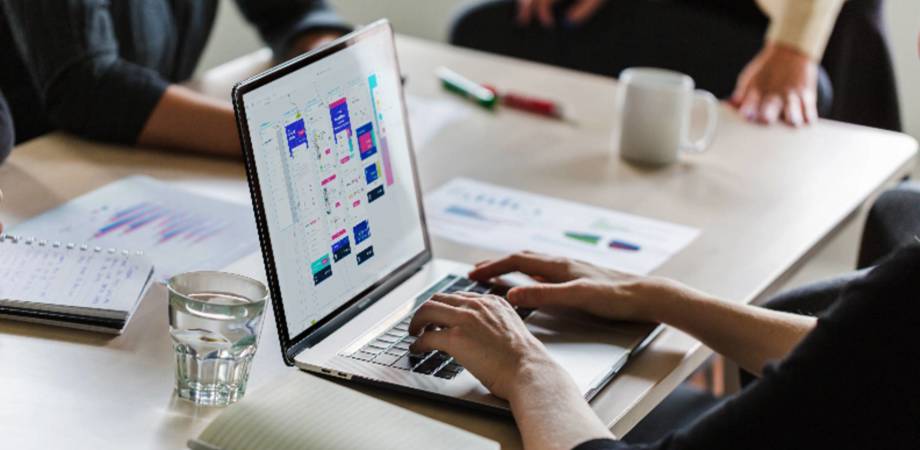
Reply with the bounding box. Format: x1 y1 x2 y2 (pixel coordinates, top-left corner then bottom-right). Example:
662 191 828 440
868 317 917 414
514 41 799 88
10 176 259 280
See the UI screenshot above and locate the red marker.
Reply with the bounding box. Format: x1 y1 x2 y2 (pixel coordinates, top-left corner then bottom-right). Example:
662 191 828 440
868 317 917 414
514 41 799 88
483 85 570 121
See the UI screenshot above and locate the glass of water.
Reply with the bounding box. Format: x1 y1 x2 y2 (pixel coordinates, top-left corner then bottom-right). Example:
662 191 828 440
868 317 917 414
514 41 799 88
167 271 268 406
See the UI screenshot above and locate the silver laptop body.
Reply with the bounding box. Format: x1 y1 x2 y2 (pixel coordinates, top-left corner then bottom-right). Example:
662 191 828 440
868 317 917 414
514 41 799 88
233 20 659 412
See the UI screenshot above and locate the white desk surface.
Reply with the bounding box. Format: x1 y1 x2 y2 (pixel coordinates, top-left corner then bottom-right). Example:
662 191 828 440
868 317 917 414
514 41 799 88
0 35 916 450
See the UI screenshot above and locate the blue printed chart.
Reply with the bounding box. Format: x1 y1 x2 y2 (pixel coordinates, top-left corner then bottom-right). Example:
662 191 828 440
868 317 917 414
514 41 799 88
425 178 700 275
10 176 259 280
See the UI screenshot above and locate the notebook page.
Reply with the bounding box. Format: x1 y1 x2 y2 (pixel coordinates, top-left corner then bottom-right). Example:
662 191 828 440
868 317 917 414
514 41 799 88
194 373 499 450
0 238 153 316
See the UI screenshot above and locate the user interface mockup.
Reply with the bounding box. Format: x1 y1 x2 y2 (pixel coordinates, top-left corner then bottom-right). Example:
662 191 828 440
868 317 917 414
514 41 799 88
242 33 426 338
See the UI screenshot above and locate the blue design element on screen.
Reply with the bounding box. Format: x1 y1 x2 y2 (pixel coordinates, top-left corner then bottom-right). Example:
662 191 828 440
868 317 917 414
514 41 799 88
356 246 375 265
353 220 371 245
329 98 352 143
285 119 307 157
364 164 379 184
331 236 352 262
367 185 385 203
356 122 377 160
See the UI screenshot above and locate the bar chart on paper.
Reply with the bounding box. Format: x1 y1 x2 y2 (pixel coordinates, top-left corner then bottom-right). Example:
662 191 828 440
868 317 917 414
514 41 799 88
425 178 700 275
10 176 259 280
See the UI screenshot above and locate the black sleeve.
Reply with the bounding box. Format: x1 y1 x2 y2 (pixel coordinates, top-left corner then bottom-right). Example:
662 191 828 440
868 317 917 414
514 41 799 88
234 0 352 59
1 0 169 144
574 438 632 450
577 242 920 450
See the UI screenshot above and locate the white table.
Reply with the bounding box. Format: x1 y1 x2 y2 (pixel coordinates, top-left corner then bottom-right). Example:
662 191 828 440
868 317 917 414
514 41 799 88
1 35 916 449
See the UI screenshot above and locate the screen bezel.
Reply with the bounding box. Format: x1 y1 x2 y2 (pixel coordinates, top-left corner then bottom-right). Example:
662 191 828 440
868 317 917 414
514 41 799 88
231 20 432 366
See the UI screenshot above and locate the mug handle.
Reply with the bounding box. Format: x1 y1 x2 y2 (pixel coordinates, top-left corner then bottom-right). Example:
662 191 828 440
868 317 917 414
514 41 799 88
681 90 719 153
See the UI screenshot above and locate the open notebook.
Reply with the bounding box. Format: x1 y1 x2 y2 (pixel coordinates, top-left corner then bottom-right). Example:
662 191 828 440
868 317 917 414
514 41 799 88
188 373 499 450
0 234 154 333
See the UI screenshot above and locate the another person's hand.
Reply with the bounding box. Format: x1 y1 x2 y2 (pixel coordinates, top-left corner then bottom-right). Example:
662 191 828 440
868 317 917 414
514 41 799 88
731 42 819 127
408 292 561 400
516 0 606 28
469 251 703 323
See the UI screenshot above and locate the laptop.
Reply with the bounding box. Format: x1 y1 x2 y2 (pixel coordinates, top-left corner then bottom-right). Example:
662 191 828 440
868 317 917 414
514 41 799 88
232 20 661 413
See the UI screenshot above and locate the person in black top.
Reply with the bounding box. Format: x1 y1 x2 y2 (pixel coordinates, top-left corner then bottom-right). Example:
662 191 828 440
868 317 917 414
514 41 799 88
406 185 920 450
0 0 350 157
449 0 903 132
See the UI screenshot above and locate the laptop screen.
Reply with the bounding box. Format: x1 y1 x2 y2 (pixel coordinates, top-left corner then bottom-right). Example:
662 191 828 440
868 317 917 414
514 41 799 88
239 23 427 342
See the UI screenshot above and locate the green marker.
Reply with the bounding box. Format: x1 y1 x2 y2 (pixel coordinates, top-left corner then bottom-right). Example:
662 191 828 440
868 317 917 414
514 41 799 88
436 66 497 109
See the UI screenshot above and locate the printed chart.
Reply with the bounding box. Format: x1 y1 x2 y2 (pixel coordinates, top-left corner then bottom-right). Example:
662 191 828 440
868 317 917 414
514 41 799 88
425 178 700 275
10 176 259 280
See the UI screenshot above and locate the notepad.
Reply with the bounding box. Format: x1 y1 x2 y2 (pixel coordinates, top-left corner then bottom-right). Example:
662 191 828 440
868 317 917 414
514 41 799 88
188 373 499 450
0 234 154 333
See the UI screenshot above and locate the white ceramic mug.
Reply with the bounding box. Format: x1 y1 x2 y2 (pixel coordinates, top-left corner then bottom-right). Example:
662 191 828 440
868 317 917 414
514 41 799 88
615 68 719 166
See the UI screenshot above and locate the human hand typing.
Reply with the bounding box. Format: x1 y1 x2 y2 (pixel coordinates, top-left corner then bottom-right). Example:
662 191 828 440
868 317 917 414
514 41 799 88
408 291 558 401
468 251 699 323
731 42 819 127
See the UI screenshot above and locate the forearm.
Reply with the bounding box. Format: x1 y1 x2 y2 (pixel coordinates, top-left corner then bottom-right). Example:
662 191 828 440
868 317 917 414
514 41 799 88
759 0 845 59
137 85 240 158
509 359 613 450
651 286 816 375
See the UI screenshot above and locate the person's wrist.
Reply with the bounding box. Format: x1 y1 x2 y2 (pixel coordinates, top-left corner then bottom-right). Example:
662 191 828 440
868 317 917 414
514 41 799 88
639 278 710 325
505 349 563 406
610 277 678 323
764 41 815 63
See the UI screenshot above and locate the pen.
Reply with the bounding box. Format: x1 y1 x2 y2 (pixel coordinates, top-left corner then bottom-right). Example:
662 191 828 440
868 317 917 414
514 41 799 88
436 66 497 109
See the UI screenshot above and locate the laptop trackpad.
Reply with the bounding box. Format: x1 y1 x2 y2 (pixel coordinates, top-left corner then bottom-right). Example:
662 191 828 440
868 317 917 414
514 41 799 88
526 310 644 394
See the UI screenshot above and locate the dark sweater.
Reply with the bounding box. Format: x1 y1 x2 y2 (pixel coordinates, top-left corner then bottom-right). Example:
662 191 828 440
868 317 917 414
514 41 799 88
577 242 920 450
0 0 350 145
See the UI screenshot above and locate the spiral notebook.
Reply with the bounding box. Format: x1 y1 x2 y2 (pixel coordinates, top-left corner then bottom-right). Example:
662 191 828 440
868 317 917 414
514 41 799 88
0 234 154 334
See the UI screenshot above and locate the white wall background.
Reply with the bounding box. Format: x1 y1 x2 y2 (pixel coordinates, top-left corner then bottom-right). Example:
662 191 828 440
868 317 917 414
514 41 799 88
199 0 920 139
884 1 920 139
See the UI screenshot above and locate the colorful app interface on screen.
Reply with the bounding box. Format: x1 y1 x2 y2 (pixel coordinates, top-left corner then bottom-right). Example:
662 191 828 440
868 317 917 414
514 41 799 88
243 34 425 336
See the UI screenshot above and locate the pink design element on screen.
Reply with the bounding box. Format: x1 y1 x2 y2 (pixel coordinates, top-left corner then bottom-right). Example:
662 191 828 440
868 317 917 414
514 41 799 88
321 174 337 186
358 132 373 152
380 137 394 186
331 229 346 240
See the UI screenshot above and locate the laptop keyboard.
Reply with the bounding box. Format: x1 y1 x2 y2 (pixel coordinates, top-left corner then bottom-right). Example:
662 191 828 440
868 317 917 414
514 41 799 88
347 274 533 380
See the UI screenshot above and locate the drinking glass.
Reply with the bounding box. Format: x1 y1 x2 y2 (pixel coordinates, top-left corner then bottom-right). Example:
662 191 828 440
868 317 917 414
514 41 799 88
167 271 268 406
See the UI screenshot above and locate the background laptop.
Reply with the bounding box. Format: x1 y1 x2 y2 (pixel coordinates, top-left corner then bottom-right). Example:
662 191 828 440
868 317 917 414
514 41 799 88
232 20 660 412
